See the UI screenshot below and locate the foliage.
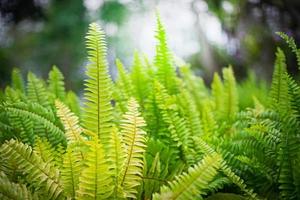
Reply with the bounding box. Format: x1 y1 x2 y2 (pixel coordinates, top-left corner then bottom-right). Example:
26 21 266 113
1 14 300 200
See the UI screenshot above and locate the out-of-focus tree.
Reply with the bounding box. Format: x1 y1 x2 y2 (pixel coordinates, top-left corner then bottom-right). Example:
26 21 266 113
202 0 300 80
0 0 87 90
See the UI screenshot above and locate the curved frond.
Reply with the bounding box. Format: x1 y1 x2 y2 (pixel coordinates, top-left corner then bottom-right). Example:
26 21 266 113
0 139 64 199
153 153 221 200
3 102 66 146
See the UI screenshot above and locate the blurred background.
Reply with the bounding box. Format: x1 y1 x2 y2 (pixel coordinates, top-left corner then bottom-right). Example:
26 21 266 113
1 0 300 91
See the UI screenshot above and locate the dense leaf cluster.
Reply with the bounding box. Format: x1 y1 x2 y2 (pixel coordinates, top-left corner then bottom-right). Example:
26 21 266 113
0 15 300 200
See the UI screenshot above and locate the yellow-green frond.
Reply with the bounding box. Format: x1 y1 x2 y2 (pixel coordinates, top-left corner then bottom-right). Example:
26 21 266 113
61 146 82 199
55 100 84 145
0 139 64 199
120 98 147 198
153 153 221 200
83 22 113 144
76 136 112 199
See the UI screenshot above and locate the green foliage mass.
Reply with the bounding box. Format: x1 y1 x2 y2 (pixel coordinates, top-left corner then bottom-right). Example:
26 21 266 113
0 16 300 200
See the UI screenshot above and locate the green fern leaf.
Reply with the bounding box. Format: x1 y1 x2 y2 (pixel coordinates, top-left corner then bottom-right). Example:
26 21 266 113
3 102 66 146
130 52 149 108
211 72 224 119
76 136 113 199
222 66 238 120
33 137 56 165
154 13 177 93
276 32 300 70
55 100 84 145
27 72 50 107
66 91 81 118
153 153 221 200
0 139 64 199
120 98 147 198
269 48 291 114
83 23 113 145
61 146 82 199
108 127 126 199
11 68 25 93
0 171 38 200
48 66 66 101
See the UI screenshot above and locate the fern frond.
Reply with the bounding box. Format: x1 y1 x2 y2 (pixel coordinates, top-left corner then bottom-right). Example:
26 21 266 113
66 91 81 118
114 59 133 113
154 82 192 163
55 100 84 145
0 171 38 200
269 48 291 114
194 137 259 199
154 13 177 93
108 127 126 199
276 32 300 69
211 72 224 118
131 52 150 108
76 136 113 199
120 98 147 198
48 66 66 101
153 153 221 200
33 137 56 165
179 65 208 115
6 104 34 144
83 23 113 145
61 146 82 199
222 66 238 120
11 68 25 93
3 102 66 146
0 139 64 199
27 72 50 107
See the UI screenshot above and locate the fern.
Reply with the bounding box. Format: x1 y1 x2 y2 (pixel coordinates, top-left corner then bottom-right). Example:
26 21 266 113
76 135 113 200
0 139 64 199
48 66 66 101
83 23 113 145
27 72 50 108
11 68 25 93
269 48 291 114
0 171 38 200
3 102 66 146
61 146 82 199
108 127 126 199
276 32 300 69
55 100 84 145
222 66 239 121
154 12 177 93
153 153 221 200
120 98 147 198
